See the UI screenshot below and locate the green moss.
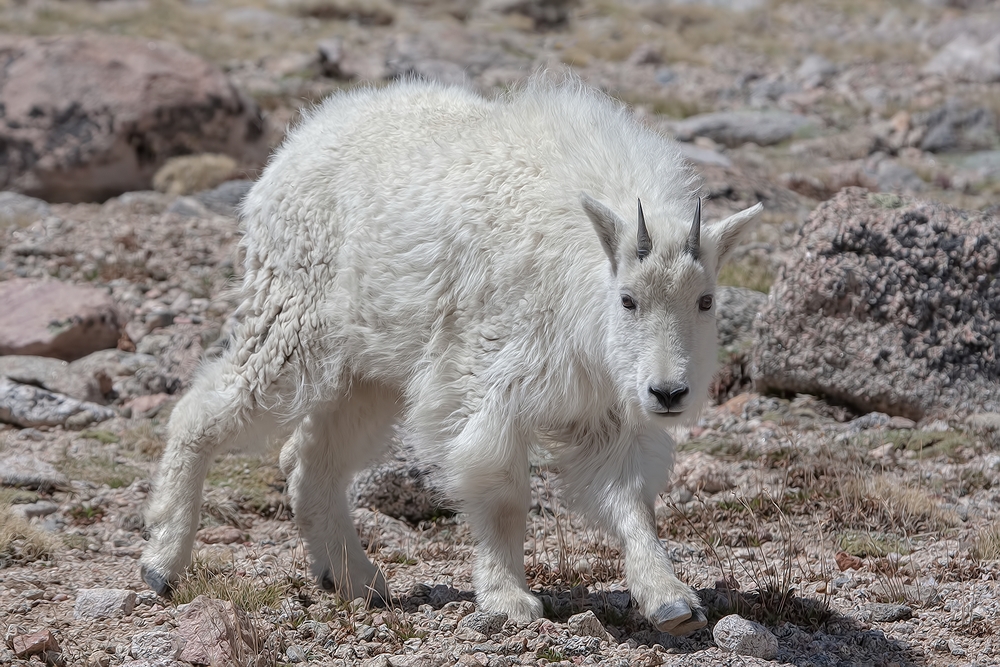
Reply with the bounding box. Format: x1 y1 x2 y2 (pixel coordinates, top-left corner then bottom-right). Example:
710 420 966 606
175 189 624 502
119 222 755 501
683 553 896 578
79 429 120 445
837 531 910 557
718 258 773 294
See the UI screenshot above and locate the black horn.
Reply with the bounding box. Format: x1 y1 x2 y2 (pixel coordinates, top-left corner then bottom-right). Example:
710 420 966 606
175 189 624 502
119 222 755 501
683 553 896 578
686 198 701 260
637 198 652 261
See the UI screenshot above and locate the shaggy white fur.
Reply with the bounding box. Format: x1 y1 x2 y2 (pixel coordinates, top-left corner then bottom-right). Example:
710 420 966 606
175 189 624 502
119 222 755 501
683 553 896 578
141 76 761 636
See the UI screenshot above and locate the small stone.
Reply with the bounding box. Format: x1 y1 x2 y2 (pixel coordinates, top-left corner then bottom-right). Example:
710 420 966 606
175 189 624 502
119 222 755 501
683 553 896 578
88 650 111 667
948 639 966 656
196 525 245 545
713 614 778 660
864 603 912 623
567 611 607 640
835 551 863 571
13 629 59 658
286 645 308 663
458 611 508 637
563 635 602 656
74 588 137 620
21 589 45 600
130 631 183 661
11 500 59 519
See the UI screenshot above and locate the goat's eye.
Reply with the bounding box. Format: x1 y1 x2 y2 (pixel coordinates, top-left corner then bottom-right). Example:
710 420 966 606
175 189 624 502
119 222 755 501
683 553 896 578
621 295 637 310
699 294 714 311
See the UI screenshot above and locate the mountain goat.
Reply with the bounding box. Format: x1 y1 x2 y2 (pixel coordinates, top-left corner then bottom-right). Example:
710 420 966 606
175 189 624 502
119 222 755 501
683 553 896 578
140 77 762 636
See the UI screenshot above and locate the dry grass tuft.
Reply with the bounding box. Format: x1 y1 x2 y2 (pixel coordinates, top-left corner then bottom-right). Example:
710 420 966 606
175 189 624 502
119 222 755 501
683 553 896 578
971 522 1000 563
171 550 294 611
0 492 56 568
834 474 961 534
122 421 167 460
153 153 238 196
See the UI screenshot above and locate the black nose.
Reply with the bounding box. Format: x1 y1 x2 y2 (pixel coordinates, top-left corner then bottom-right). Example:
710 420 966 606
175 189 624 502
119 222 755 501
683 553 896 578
649 383 689 411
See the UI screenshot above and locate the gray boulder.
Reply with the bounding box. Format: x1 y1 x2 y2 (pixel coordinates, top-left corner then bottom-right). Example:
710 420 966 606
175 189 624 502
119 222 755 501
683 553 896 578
754 188 1000 421
670 111 815 147
924 33 1000 83
916 102 998 153
0 377 116 428
350 438 451 524
0 355 105 404
712 286 767 402
0 452 68 490
0 192 50 228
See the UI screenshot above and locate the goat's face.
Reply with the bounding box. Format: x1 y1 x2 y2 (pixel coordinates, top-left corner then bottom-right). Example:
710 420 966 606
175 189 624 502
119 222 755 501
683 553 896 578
583 194 762 422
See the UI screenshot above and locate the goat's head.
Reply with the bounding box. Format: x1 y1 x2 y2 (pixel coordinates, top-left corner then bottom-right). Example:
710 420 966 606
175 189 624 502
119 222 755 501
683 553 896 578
582 192 762 422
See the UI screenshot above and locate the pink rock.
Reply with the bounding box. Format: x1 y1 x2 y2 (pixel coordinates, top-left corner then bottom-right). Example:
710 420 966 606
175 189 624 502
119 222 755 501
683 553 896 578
197 525 246 545
0 279 123 361
124 393 173 418
12 629 59 658
177 596 257 665
0 34 269 202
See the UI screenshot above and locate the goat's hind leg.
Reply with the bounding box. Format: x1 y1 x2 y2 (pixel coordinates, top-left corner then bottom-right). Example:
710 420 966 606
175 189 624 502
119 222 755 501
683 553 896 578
282 381 399 605
140 358 284 595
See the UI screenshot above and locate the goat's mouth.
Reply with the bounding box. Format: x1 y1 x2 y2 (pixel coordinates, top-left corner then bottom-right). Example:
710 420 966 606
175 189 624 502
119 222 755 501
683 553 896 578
649 409 684 418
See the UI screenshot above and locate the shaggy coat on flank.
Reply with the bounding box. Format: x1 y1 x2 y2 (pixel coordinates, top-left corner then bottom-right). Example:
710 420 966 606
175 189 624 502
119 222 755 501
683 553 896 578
141 77 761 636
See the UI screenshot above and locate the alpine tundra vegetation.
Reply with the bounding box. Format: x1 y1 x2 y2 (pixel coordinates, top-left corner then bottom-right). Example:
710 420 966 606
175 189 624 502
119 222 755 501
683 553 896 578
140 77 762 637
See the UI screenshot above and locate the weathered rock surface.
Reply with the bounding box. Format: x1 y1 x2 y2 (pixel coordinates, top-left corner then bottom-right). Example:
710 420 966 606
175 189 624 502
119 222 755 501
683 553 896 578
0 191 50 227
0 377 116 428
350 439 451 524
670 111 815 147
457 611 508 637
0 355 105 403
0 279 123 361
713 614 779 659
566 610 608 640
0 452 68 489
754 189 1000 420
130 631 184 662
0 34 268 202
74 588 137 620
194 179 254 217
924 33 1000 83
176 596 257 666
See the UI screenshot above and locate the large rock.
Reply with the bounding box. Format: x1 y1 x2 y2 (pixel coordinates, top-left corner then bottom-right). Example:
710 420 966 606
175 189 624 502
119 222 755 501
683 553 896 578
0 452 68 489
924 33 1000 83
670 111 815 147
0 279 123 361
0 377 116 428
0 355 105 403
0 35 268 202
754 189 1000 421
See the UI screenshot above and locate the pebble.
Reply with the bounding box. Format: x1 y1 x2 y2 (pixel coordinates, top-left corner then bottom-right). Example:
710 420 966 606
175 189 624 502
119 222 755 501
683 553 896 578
566 611 608 640
130 631 182 661
74 588 137 620
713 614 779 660
865 603 912 623
458 611 508 637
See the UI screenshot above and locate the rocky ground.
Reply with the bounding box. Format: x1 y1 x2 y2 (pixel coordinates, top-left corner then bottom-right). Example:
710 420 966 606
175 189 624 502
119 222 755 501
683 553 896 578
1 0 1000 665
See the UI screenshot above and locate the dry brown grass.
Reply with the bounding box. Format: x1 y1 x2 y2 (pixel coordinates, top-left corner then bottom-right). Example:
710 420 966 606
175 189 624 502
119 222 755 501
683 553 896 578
834 474 961 534
0 491 56 568
289 0 395 24
972 522 1000 563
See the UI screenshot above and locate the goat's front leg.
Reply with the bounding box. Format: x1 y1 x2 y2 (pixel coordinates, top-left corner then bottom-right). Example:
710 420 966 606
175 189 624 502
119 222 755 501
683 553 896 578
558 427 706 636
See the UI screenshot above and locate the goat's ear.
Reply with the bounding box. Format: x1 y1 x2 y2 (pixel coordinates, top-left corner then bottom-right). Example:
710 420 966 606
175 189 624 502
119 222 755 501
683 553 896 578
705 202 763 269
581 193 623 275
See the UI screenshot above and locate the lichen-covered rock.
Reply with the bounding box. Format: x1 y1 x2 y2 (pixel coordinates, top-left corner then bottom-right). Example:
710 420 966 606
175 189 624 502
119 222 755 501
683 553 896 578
350 438 451 524
74 588 137 620
754 189 1000 421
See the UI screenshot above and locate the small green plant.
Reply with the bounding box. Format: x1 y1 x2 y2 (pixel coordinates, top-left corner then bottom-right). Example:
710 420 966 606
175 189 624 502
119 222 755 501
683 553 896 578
837 531 910 558
536 647 566 662
718 257 774 294
79 429 120 445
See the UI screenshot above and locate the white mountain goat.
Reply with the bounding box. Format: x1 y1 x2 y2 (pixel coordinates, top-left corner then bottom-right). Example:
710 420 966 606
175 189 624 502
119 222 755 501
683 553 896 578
140 78 762 636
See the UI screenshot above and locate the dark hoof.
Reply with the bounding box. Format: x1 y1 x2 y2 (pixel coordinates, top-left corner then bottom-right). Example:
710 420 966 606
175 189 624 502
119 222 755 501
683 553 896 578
320 571 337 592
141 565 175 598
653 601 707 636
